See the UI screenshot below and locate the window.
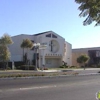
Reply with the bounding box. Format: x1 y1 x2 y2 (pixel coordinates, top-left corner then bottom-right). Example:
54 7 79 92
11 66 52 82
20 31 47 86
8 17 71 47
46 34 51 37
52 34 57 38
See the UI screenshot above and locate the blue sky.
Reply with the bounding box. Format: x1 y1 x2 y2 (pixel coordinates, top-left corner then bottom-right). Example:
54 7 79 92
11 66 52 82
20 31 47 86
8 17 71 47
0 0 100 48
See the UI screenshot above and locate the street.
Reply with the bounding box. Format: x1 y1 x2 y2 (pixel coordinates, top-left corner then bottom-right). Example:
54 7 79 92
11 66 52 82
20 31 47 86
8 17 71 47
0 75 100 100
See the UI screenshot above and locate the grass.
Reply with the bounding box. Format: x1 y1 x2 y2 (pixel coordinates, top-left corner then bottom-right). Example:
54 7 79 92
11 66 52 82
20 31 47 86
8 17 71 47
0 71 79 78
48 67 83 70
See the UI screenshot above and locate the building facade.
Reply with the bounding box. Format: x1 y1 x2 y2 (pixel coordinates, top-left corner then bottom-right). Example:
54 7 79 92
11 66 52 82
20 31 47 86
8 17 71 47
9 31 72 68
72 47 100 67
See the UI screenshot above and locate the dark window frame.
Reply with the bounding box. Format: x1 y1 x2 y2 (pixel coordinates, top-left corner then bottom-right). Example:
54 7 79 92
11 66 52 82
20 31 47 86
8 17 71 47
46 34 51 37
52 34 57 38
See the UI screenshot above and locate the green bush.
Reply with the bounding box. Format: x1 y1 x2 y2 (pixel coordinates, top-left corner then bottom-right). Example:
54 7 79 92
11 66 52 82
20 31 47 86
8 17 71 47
97 65 100 68
64 66 69 68
70 66 77 68
59 65 68 68
6 67 11 70
59 66 65 68
20 65 35 70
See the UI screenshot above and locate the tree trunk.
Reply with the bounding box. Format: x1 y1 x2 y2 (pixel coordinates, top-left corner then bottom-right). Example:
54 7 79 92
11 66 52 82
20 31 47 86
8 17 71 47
23 48 24 62
84 62 85 70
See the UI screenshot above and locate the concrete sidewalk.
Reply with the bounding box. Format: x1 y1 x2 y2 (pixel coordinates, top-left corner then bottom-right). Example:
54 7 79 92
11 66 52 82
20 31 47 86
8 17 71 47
41 68 100 76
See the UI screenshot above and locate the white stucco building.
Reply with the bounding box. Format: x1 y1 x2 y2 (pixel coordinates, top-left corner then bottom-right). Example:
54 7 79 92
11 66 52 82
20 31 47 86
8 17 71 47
9 31 72 68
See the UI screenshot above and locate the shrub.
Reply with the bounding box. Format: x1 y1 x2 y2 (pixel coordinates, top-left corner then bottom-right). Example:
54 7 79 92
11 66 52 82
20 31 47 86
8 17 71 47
6 67 11 70
59 66 65 68
64 66 69 68
59 65 68 68
14 61 25 68
20 65 35 70
43 67 48 70
97 65 100 68
70 66 77 68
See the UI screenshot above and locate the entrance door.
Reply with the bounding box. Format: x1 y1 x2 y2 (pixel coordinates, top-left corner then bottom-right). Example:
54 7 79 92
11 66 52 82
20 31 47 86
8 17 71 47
45 58 61 68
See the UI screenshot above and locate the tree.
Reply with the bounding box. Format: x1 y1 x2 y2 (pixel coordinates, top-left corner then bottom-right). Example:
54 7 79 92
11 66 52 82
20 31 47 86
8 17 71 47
77 54 89 70
0 34 13 45
75 0 100 26
0 46 10 61
0 34 13 69
20 39 33 64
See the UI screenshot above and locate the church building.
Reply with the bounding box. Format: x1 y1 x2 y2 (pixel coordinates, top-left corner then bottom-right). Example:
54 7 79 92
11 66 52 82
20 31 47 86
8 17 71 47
9 31 72 68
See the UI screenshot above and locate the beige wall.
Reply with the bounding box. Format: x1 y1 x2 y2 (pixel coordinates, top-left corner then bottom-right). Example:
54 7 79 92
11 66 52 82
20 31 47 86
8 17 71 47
72 47 100 67
72 52 88 67
63 41 72 66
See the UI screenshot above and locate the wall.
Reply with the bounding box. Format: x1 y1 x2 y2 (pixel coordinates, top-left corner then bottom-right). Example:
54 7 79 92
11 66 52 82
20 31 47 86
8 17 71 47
9 34 34 62
72 47 100 67
35 31 65 59
63 41 72 66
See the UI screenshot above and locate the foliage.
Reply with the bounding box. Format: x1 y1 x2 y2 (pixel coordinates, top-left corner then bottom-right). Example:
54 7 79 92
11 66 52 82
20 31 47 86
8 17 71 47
0 46 10 62
6 67 11 70
77 54 89 69
20 39 33 62
75 0 100 26
43 67 48 70
59 65 69 68
19 65 35 70
14 61 24 67
21 39 33 49
0 34 13 64
70 66 77 68
0 34 13 45
77 54 89 64
97 65 100 68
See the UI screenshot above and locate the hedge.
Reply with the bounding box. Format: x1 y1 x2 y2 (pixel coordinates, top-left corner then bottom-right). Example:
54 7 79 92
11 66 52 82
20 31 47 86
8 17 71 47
18 65 35 70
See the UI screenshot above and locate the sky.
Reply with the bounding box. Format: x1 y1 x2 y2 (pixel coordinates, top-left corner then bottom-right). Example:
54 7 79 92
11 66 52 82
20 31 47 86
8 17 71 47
0 0 100 49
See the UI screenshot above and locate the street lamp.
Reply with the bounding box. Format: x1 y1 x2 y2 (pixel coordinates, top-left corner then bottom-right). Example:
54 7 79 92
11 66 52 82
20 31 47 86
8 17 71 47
33 43 40 70
39 43 47 70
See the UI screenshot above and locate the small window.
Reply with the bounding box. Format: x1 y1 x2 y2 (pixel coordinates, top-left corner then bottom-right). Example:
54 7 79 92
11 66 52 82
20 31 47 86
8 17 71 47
52 34 57 38
46 34 51 37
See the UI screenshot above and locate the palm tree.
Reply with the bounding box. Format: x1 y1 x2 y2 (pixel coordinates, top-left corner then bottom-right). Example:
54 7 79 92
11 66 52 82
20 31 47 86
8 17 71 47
21 39 33 64
75 0 100 26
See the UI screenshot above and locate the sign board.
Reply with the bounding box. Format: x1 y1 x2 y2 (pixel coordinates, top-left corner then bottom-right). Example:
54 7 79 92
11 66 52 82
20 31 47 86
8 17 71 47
40 43 47 45
39 44 47 49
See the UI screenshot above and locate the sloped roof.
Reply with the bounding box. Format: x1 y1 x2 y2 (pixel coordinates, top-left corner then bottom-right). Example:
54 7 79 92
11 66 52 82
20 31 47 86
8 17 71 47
33 31 52 36
33 30 64 39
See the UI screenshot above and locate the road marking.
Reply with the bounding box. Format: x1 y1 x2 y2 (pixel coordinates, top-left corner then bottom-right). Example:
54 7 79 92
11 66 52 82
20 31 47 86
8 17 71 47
20 85 57 90
0 78 100 93
0 85 57 92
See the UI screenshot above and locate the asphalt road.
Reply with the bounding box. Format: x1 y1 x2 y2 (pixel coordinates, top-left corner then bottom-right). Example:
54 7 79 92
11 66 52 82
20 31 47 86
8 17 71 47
0 75 100 100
